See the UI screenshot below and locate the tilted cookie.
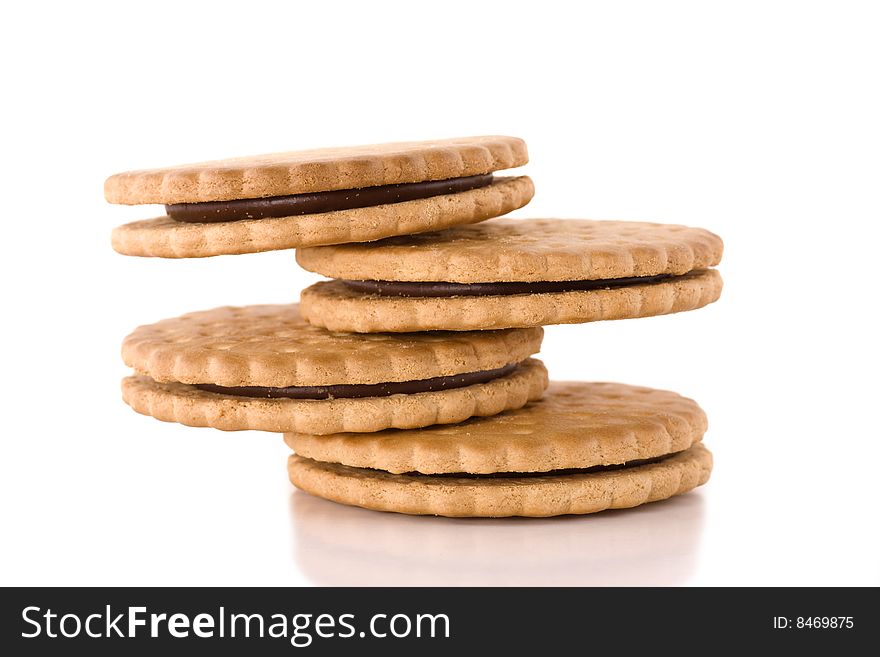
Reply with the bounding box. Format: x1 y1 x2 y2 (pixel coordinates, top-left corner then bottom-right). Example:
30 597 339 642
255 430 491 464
297 218 723 331
106 136 533 257
286 382 713 517
120 304 546 434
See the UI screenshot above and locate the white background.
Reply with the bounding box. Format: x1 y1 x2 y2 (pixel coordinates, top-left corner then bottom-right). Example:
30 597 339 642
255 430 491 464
1 1 878 586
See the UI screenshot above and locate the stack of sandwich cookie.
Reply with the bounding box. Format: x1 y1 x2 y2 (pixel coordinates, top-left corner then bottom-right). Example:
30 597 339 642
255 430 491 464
290 217 722 516
107 135 723 519
105 136 532 257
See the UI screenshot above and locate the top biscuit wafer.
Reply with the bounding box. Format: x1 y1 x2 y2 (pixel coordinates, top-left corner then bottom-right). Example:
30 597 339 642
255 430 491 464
122 304 543 388
105 136 528 204
295 218 723 282
286 381 707 474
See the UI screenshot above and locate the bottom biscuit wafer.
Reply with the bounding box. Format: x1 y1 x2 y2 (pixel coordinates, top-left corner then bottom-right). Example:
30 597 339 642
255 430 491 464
287 444 712 518
300 269 723 332
122 358 548 435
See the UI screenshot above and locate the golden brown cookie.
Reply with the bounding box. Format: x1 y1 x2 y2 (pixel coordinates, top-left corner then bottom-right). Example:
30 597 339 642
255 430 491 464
285 382 707 474
123 359 548 435
120 304 546 433
286 381 712 517
288 444 712 518
106 136 532 257
300 269 722 332
296 218 724 331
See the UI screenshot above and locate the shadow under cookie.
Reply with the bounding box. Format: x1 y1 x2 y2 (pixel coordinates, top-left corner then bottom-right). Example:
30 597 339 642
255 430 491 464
289 490 707 586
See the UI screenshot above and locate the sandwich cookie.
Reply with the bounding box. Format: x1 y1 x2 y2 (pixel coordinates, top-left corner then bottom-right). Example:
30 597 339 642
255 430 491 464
286 382 712 517
121 305 546 434
106 136 533 258
297 218 724 331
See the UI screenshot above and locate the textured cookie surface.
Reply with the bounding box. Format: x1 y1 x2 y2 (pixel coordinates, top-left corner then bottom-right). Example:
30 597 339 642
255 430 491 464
288 444 712 518
105 136 528 204
286 381 707 474
110 176 533 258
296 218 723 282
122 358 548 435
299 269 722 332
122 304 543 388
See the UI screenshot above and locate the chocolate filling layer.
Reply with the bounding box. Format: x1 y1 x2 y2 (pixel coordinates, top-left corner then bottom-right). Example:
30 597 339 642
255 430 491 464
318 453 674 478
343 274 674 297
167 174 494 223
410 454 670 478
194 361 519 400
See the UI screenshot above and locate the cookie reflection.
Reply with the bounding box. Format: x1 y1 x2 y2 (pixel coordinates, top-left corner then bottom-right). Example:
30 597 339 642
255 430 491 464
290 491 705 586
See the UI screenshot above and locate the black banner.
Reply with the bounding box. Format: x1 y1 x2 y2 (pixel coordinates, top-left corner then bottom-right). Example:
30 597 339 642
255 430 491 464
0 587 873 654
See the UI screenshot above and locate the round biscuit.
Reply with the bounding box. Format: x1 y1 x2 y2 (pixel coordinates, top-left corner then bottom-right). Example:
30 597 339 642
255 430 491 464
287 444 712 518
295 218 723 282
122 304 543 388
299 269 722 332
111 176 533 258
286 381 707 474
105 136 528 204
122 358 548 434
